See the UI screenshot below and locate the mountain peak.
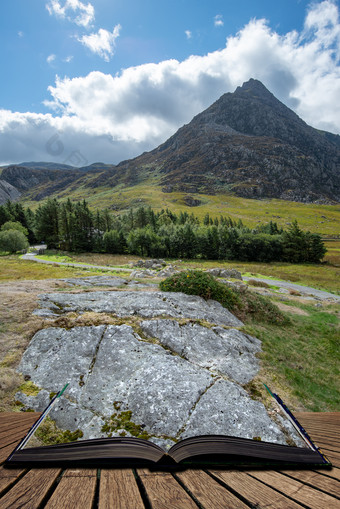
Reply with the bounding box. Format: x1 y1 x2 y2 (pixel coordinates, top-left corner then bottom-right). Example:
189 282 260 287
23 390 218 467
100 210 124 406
236 78 269 94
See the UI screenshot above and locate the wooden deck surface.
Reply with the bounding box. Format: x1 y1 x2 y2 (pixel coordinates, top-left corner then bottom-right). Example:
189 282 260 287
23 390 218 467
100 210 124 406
0 412 339 508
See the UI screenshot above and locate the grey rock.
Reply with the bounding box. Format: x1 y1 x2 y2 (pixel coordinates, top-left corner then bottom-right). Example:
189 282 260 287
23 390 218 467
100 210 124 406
81 325 213 436
130 269 156 277
18 326 106 402
35 291 244 327
134 259 166 269
207 268 243 280
0 179 21 205
180 380 287 444
61 276 128 287
140 320 261 383
17 324 213 439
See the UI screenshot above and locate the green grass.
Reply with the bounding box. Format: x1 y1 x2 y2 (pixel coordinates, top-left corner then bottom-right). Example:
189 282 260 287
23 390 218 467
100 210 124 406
0 255 114 281
244 302 340 411
22 185 340 236
35 254 74 263
178 259 340 295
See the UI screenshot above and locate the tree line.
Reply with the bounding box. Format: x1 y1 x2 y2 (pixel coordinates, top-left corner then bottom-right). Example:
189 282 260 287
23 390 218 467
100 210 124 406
0 199 326 263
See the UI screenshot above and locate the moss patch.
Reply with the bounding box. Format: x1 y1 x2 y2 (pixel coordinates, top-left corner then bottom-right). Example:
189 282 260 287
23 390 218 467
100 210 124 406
35 417 83 445
18 381 41 396
101 404 151 440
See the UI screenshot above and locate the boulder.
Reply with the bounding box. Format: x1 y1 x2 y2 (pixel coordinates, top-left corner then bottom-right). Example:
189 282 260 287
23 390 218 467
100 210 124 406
207 268 243 280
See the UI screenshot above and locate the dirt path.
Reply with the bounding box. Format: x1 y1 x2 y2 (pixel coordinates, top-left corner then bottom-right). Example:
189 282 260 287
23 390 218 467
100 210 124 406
242 276 340 302
22 253 340 302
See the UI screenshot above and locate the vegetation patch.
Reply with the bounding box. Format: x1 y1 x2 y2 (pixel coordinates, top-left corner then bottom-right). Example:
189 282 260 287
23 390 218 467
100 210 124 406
243 303 340 411
160 270 239 311
101 404 151 440
160 270 287 325
18 381 41 396
247 279 270 288
35 417 83 445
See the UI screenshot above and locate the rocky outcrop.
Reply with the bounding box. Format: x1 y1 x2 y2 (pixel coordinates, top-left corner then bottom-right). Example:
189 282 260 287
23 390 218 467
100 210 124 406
207 268 243 280
33 290 244 327
0 179 21 205
16 282 304 449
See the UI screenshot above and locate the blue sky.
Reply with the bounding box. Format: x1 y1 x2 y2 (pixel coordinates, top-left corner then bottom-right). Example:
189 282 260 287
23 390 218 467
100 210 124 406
0 0 339 166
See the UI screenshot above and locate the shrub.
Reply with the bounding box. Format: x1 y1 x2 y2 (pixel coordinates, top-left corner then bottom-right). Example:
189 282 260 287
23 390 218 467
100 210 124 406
237 292 288 325
247 279 270 288
0 229 29 253
160 270 239 311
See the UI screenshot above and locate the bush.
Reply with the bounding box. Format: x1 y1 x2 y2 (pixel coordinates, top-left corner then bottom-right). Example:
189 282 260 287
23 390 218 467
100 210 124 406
160 270 239 311
0 229 29 253
237 292 288 325
247 279 270 288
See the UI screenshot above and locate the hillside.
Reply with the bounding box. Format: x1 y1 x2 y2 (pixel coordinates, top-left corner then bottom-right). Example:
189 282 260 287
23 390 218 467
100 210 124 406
1 79 339 210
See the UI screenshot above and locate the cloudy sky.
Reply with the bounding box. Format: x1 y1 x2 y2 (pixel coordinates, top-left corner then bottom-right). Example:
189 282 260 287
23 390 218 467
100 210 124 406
0 0 339 167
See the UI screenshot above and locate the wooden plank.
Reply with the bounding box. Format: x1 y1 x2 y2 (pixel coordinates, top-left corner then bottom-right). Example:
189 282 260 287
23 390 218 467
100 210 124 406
278 469 340 498
99 469 145 509
176 469 249 509
0 442 23 464
0 429 33 449
209 469 304 508
137 469 198 509
249 470 339 509
0 420 39 434
0 466 26 496
296 412 340 419
320 450 340 468
63 468 97 477
315 467 340 481
0 413 41 428
45 469 97 509
0 468 61 508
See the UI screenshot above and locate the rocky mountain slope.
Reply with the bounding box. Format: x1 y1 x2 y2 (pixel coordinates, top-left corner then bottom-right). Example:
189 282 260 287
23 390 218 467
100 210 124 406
1 79 339 204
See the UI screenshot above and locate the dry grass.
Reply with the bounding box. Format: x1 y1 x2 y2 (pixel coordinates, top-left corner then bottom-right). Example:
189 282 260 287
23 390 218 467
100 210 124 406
0 280 52 410
66 252 141 267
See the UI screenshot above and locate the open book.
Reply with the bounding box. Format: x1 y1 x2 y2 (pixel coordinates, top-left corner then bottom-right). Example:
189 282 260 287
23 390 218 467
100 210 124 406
5 385 331 468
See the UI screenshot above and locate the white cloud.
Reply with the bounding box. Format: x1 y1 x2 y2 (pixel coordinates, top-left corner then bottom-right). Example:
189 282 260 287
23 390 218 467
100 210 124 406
64 55 74 63
214 14 224 27
18 31 24 37
46 0 95 27
185 30 192 39
1 1 340 165
47 54 56 64
78 25 121 61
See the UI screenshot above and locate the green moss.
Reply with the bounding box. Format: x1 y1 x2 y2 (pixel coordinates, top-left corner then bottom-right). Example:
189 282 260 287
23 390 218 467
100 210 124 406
101 409 151 440
19 381 41 396
35 417 83 445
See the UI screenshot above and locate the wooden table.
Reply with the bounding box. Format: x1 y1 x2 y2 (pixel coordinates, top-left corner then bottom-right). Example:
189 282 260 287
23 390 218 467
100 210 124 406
0 412 339 508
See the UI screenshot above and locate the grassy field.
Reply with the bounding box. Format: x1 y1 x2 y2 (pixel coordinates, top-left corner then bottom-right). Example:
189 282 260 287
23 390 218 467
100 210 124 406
0 250 339 414
0 254 118 281
244 301 340 412
22 185 340 236
51 250 340 294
